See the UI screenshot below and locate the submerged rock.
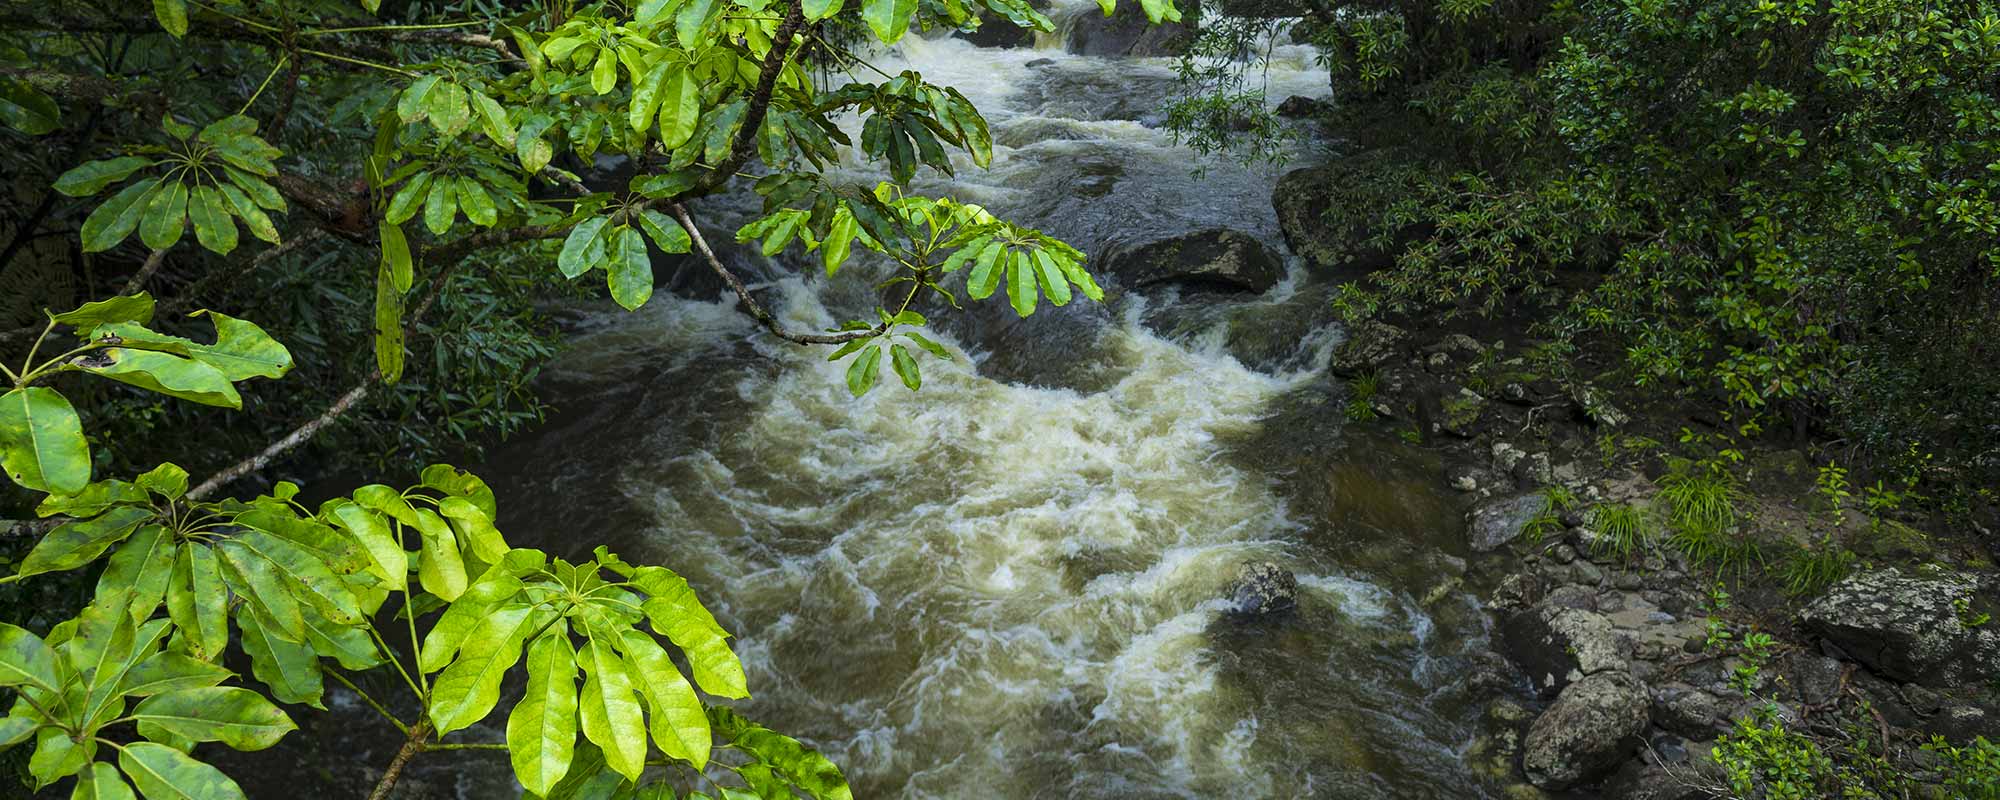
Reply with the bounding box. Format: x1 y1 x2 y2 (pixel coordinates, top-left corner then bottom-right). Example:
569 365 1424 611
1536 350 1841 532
1468 493 1545 552
1522 671 1650 790
1504 602 1630 696
1103 228 1284 294
1227 561 1298 615
1800 567 2000 688
1275 95 1330 118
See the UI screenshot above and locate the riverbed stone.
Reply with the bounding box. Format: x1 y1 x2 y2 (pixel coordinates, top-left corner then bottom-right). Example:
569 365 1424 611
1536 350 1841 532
1227 561 1298 615
1103 228 1284 294
1505 602 1630 696
1799 567 2000 687
1468 493 1546 552
1522 671 1651 790
1651 683 1727 739
1330 320 1406 376
1067 0 1198 57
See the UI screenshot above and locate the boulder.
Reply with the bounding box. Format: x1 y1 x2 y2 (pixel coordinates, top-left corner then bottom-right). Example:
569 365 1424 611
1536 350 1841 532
1066 0 1197 57
1275 95 1330 118
1571 384 1631 429
1522 671 1651 790
1650 683 1727 739
1227 561 1298 615
1272 152 1433 272
1505 602 1629 696
1329 320 1406 376
1800 568 2000 688
957 12 1037 48
1102 228 1284 294
1440 388 1489 438
1468 493 1546 552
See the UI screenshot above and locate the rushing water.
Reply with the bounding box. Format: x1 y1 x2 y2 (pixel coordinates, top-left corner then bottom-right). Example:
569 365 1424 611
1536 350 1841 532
271 22 1509 800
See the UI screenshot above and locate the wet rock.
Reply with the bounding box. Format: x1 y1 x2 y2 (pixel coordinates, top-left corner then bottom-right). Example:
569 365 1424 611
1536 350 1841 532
1571 384 1631 429
1799 568 2000 687
1274 95 1330 118
957 13 1037 47
1651 683 1727 739
1330 320 1406 376
1468 493 1546 552
1600 751 1716 800
1102 228 1284 294
1789 653 1847 706
1544 584 1597 611
1441 388 1488 438
1272 153 1432 272
1523 671 1651 790
1067 0 1197 57
1227 561 1298 615
1505 602 1630 696
1025 57 1056 68
1488 573 1534 613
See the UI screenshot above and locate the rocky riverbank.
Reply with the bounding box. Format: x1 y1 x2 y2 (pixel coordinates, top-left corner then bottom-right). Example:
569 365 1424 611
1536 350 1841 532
1262 156 2000 797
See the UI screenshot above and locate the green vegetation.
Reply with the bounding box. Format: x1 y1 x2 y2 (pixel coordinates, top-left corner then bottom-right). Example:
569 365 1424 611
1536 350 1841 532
1715 706 2000 800
1585 502 1650 566
0 0 1137 796
1176 0 2000 488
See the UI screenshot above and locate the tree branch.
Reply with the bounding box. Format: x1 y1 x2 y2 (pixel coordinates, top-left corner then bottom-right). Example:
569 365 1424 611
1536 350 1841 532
685 0 807 198
668 204 884 346
365 720 431 800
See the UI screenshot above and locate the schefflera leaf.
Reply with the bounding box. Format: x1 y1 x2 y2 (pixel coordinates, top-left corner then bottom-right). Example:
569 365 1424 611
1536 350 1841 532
0 386 92 495
508 630 579 797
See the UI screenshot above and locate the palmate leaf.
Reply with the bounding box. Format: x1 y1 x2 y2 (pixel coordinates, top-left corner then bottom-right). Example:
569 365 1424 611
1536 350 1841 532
632 569 746 698
613 628 710 769
72 761 135 800
16 507 152 579
577 636 647 781
0 623 62 695
78 179 159 252
54 157 154 197
606 226 653 310
235 606 323 708
94 524 176 622
166 545 229 661
119 741 247 800
428 603 540 735
77 348 241 409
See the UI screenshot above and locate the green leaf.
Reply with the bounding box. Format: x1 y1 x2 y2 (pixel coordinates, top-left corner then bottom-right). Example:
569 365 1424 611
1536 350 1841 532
1005 251 1038 317
591 48 618 95
428 80 472 138
637 210 690 254
30 727 93 788
54 295 155 338
413 508 468 601
300 613 381 672
437 496 508 565
0 78 59 135
509 631 579 798
469 90 516 148
132 687 295 751
153 0 189 37
119 741 247 800
559 216 611 279
614 629 709 769
379 221 413 293
676 0 721 49
182 310 291 381
235 607 322 708
419 464 498 519
845 344 881 397
94 525 175 622
216 184 278 244
455 177 497 227
0 623 61 695
904 331 952 360
72 761 135 800
216 541 306 641
187 185 237 255
966 241 1005 299
578 636 647 782
137 461 186 499
325 502 406 590
223 532 363 627
629 61 671 133
16 507 152 579
1033 249 1071 306
137 180 188 251
606 226 654 310
517 115 556 173
890 344 921 390
55 157 154 197
385 172 432 226
166 545 228 661
863 0 918 43
116 651 232 697
374 258 406 383
658 65 701 151
78 349 240 408
422 175 458 235
0 387 91 494
81 179 161 253
397 75 441 124
222 168 285 212
419 567 524 672
803 0 845 21
428 603 538 735
821 208 857 276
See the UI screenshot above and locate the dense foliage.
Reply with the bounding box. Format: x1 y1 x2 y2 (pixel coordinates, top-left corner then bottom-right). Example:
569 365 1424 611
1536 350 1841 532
1179 0 2000 485
0 0 1154 796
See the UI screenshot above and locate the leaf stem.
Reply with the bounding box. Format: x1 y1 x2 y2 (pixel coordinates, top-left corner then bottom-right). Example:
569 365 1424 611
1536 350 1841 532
304 21 484 35
297 48 419 77
17 317 56 382
422 741 509 751
240 54 293 115
325 669 409 736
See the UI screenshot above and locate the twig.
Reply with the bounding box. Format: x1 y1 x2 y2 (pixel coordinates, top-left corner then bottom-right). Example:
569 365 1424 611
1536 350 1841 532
185 378 374 501
366 720 430 800
668 204 883 346
118 248 170 295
